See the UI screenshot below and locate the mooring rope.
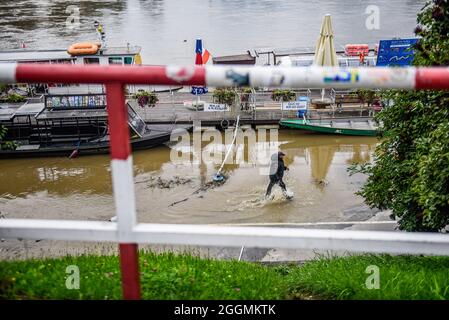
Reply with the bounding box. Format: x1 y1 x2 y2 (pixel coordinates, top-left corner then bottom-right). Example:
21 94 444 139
215 115 240 177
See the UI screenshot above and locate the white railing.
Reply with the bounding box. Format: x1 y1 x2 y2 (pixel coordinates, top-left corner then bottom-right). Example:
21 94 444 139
1 63 449 299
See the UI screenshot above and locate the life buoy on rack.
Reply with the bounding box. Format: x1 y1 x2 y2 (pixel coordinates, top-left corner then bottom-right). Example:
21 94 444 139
345 44 369 57
67 42 99 56
220 119 229 129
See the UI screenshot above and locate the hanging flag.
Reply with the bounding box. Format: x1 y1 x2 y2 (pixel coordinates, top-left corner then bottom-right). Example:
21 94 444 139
191 38 208 95
195 38 203 65
202 49 211 64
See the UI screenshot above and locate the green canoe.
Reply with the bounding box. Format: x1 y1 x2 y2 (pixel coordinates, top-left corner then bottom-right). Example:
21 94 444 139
280 118 378 136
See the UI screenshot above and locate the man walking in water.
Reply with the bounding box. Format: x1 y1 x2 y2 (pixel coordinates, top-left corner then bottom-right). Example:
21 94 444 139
266 151 292 199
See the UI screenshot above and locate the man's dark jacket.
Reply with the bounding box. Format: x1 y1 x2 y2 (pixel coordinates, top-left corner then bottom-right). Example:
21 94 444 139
269 155 287 181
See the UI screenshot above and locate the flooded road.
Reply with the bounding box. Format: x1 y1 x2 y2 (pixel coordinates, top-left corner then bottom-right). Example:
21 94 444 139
0 131 377 225
0 0 425 64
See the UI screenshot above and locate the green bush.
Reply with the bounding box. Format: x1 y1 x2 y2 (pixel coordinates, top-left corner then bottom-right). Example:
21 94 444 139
350 0 449 231
0 125 6 139
212 88 236 106
0 84 8 94
6 93 26 103
271 89 296 102
0 125 17 150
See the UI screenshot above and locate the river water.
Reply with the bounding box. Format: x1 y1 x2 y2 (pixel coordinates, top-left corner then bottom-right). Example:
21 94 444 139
0 131 377 225
0 0 425 64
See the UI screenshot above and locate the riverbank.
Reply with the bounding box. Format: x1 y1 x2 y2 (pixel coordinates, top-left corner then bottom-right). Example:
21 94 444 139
1 252 448 300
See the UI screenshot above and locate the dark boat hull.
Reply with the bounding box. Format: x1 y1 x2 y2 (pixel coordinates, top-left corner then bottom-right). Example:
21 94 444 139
0 132 171 158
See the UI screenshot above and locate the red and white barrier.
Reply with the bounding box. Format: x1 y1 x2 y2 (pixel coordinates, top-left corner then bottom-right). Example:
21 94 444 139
104 82 141 299
2 63 449 90
2 63 449 300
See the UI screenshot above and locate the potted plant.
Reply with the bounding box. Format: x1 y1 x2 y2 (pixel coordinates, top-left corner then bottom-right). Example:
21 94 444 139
239 87 253 110
132 90 159 108
212 88 236 106
2 92 26 104
271 89 296 102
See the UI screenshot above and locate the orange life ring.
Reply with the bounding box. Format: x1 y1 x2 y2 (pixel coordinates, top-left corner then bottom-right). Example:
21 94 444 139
67 42 99 56
345 44 369 57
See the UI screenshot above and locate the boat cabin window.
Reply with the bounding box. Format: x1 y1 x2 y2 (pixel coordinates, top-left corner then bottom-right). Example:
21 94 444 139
108 57 123 65
84 58 100 64
124 57 133 65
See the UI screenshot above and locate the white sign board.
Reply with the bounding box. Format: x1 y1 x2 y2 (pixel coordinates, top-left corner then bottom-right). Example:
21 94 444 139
281 100 308 111
204 103 230 112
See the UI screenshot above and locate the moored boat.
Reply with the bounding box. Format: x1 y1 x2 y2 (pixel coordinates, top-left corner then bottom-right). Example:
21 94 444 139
280 117 378 136
0 89 191 158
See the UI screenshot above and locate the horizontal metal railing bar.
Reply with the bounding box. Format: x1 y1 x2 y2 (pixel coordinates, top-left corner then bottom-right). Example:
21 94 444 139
1 63 449 90
1 219 449 255
214 221 398 227
0 219 117 242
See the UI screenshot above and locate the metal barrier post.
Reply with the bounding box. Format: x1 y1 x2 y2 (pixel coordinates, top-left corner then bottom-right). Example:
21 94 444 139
105 82 141 300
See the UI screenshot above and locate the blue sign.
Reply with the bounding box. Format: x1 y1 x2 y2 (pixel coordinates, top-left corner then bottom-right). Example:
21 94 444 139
376 38 419 67
191 86 208 95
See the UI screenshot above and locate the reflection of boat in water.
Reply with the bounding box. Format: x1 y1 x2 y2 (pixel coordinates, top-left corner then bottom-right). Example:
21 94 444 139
0 88 191 158
308 145 337 183
280 117 378 136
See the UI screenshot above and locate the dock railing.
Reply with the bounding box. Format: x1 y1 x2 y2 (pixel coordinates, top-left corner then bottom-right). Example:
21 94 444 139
1 63 449 299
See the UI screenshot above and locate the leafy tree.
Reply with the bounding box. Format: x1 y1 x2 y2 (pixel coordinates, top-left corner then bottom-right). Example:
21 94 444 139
351 0 449 231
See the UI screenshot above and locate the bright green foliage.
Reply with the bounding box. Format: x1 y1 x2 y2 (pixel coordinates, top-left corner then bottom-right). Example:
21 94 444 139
0 251 286 300
352 0 449 231
5 93 26 103
1 252 449 300
285 254 449 300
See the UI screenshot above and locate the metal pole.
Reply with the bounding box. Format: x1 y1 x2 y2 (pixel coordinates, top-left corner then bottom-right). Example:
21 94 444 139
105 82 141 300
119 243 141 300
238 245 245 261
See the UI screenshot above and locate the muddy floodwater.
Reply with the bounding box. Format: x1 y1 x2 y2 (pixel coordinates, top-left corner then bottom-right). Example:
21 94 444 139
0 131 377 225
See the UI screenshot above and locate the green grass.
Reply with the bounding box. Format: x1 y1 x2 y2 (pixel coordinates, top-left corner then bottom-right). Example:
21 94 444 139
1 252 449 300
0 251 286 300
284 254 449 300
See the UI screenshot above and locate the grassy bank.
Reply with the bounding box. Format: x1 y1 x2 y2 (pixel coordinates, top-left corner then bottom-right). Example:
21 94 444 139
1 252 448 300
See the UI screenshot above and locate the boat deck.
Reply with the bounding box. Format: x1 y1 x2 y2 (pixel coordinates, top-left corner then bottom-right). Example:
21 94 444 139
307 118 376 130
